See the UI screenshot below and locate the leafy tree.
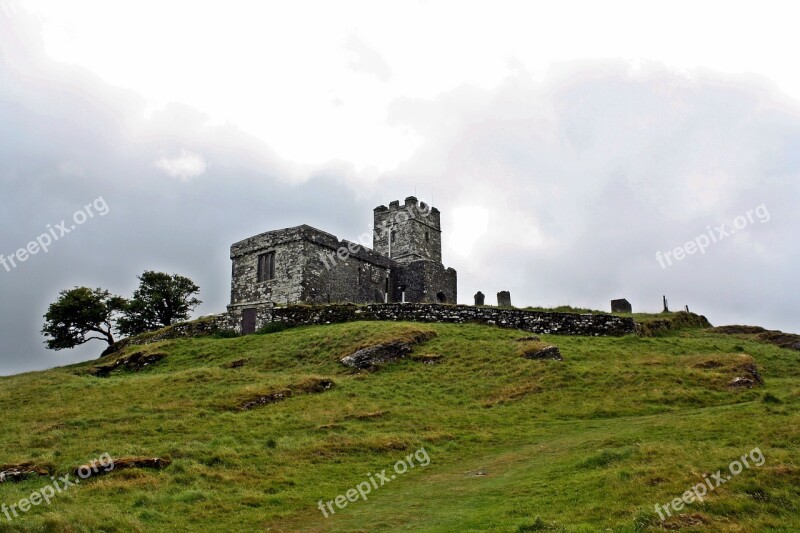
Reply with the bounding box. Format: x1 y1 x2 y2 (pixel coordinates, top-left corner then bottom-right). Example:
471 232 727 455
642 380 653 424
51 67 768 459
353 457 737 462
117 271 202 336
42 287 127 349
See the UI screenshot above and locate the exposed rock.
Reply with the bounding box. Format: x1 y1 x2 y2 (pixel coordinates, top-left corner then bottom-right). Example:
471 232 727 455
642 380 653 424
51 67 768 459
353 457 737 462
711 325 768 334
743 363 763 384
239 378 335 410
521 346 563 361
89 352 166 377
341 342 414 369
73 457 170 479
240 390 293 410
294 378 335 393
757 331 800 350
729 377 756 388
340 331 436 370
0 463 49 483
711 325 800 351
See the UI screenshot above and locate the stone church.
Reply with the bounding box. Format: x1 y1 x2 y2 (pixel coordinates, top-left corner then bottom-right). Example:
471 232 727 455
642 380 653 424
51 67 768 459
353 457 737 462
227 196 457 333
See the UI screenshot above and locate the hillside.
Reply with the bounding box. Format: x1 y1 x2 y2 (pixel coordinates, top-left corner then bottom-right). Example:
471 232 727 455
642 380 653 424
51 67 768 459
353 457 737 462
0 316 798 532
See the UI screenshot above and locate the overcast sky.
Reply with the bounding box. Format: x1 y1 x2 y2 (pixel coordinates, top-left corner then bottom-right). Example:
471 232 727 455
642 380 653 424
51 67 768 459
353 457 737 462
1 1 798 375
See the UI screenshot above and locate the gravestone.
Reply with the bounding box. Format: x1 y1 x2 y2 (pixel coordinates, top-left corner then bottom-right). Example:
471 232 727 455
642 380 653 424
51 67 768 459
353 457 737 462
610 298 632 313
474 291 485 306
497 291 511 307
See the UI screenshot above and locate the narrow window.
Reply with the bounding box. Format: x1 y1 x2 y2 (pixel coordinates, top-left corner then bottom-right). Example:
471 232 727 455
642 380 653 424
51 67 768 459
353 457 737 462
391 230 396 244
425 231 429 242
257 251 275 282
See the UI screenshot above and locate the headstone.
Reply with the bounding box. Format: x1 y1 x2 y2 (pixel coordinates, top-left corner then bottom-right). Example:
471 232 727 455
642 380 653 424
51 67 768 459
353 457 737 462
497 291 511 307
610 298 632 313
474 291 485 306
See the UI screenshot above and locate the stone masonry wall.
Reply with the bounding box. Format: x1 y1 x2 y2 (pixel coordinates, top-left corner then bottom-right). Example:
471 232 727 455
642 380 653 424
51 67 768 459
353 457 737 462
270 303 636 336
373 197 442 264
393 261 457 304
303 239 391 304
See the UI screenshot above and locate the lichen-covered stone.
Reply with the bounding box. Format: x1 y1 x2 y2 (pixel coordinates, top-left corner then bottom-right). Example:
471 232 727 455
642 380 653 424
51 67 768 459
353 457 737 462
271 303 636 336
521 345 563 360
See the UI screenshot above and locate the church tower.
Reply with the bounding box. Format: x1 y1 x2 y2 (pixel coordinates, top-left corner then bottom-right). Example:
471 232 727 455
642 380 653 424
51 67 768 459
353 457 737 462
372 196 441 264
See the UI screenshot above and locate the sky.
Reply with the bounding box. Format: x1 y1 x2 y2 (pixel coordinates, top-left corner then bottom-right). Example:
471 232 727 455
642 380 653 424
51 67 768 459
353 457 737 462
1 1 798 375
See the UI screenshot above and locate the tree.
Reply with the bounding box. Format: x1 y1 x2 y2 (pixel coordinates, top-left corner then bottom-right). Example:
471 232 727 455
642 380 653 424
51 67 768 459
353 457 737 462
42 287 127 350
117 271 202 336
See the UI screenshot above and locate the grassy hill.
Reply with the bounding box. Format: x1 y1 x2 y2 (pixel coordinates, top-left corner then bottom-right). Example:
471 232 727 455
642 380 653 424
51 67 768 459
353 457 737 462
0 316 798 532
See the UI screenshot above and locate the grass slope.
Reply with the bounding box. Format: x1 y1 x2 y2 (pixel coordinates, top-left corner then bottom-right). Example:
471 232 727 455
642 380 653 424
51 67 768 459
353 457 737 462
0 320 798 532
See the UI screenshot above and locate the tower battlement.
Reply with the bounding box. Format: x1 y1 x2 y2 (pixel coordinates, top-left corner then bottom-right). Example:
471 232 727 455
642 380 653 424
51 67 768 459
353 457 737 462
373 196 442 263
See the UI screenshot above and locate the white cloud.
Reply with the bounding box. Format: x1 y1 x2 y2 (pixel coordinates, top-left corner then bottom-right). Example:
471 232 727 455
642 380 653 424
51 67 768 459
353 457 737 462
449 206 488 257
154 150 207 181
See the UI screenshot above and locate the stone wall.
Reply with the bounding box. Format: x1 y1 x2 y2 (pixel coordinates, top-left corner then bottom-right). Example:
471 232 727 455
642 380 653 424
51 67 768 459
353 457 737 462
230 226 311 306
271 303 636 336
304 238 391 304
393 261 457 304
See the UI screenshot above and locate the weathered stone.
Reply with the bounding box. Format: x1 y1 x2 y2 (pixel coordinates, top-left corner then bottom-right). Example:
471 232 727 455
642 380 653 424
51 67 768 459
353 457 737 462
272 303 637 336
729 377 756 388
610 298 632 313
521 346 563 360
0 464 49 483
497 291 512 307
89 352 166 377
73 457 170 479
341 342 415 369
240 390 293 410
474 291 485 306
239 378 335 410
227 198 457 333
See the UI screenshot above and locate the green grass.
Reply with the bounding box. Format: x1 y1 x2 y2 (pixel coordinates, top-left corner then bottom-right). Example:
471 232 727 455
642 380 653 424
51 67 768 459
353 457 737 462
0 320 798 532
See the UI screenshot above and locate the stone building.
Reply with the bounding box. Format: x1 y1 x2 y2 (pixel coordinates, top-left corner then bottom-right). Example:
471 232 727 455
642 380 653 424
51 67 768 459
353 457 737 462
227 196 457 333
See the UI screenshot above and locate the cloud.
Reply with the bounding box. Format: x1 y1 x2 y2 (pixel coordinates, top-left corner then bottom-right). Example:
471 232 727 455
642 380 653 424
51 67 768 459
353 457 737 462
2 9 799 377
387 61 800 326
345 32 392 82
154 150 207 181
